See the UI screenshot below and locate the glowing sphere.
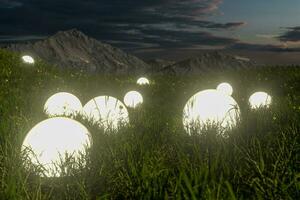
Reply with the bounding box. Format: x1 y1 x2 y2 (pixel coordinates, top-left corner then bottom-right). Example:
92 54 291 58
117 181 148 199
44 92 82 117
124 91 143 108
82 96 129 131
21 117 92 177
183 89 240 135
217 82 233 96
249 92 272 109
22 55 35 64
137 77 150 85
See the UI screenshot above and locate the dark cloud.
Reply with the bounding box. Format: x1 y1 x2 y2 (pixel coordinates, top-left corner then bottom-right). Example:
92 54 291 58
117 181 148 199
229 42 300 52
0 35 46 43
0 0 246 50
278 26 300 42
110 29 238 50
229 42 285 51
211 22 246 29
0 0 23 8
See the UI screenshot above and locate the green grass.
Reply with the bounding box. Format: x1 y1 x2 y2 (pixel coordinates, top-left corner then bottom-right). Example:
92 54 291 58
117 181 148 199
0 49 299 199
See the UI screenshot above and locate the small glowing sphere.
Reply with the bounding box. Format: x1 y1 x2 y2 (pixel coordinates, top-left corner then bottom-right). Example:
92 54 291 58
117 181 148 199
183 89 240 135
21 117 92 177
249 92 272 109
82 96 129 131
124 91 143 108
137 77 150 85
217 82 233 96
22 55 35 64
44 92 82 117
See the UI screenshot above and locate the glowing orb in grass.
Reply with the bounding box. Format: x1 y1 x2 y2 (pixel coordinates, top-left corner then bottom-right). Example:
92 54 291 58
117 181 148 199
44 92 82 117
22 55 35 64
183 89 240 135
21 117 92 177
124 91 143 108
137 77 150 85
249 92 272 109
217 82 233 96
82 96 129 131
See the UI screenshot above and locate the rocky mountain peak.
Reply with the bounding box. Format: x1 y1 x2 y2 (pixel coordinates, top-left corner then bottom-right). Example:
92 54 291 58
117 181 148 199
5 29 151 74
3 30 257 75
161 51 255 75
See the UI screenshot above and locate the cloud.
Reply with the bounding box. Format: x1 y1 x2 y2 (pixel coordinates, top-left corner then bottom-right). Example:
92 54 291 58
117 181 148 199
0 0 246 50
144 0 223 18
278 27 300 42
95 23 238 50
229 42 300 52
256 34 279 39
230 42 284 51
0 0 23 8
205 22 246 29
0 35 46 43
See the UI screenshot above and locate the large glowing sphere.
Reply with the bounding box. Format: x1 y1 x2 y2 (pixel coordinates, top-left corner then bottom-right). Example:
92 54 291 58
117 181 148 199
82 96 129 131
217 82 233 96
249 92 272 109
21 117 92 177
137 77 150 85
183 89 240 135
22 55 35 64
123 91 143 108
44 92 82 117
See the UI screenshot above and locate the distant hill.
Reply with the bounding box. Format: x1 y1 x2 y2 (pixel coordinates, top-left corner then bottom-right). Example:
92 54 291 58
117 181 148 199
146 59 176 72
4 29 151 74
161 52 255 75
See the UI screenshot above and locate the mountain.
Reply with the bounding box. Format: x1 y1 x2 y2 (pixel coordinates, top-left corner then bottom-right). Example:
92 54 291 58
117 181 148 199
146 59 176 71
5 29 151 74
161 51 255 75
3 30 256 74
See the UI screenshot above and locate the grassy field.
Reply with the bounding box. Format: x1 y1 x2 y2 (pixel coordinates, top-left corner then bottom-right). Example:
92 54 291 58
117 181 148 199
0 49 299 199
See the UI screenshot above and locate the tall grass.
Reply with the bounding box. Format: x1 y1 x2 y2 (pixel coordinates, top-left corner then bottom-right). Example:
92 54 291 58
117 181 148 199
0 49 299 199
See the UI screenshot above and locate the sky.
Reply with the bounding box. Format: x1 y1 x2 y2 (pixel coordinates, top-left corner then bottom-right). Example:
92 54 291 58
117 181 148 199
1 0 300 63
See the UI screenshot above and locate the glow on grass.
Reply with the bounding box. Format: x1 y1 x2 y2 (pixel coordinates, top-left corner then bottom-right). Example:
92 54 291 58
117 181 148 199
82 96 129 131
137 77 150 85
44 92 82 117
22 55 35 64
249 92 272 109
217 82 233 96
183 89 240 135
21 117 92 177
124 91 143 108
